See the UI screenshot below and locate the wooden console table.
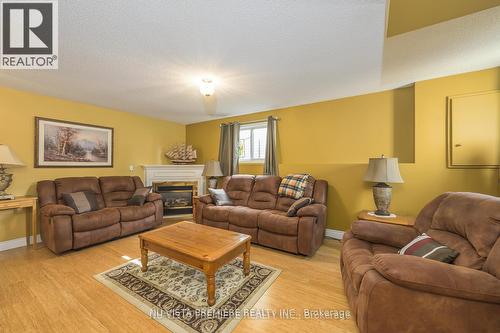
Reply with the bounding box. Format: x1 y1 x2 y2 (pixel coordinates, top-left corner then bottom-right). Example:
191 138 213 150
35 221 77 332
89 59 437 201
0 196 38 248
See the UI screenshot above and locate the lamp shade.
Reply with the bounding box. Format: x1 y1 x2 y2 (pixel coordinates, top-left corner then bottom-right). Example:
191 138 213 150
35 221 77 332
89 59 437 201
363 156 403 183
202 160 223 177
0 144 25 167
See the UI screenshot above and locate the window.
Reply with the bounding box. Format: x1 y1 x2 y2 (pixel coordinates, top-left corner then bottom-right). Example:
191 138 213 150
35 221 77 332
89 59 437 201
239 122 267 163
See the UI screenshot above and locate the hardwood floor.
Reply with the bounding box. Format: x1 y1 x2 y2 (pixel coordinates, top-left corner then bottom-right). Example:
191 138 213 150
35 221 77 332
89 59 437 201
0 221 357 333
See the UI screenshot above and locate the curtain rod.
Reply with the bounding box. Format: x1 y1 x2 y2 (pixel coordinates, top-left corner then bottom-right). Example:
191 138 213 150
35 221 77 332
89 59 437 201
220 117 280 127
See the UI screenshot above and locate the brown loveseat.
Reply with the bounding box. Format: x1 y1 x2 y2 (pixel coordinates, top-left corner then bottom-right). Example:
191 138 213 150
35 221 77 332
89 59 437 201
37 176 163 254
341 192 500 333
195 175 328 256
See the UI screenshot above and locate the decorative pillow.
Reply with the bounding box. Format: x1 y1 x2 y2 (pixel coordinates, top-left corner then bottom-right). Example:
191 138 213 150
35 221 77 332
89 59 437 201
278 174 311 199
286 197 314 217
62 191 98 214
399 233 459 263
208 188 234 206
127 187 152 206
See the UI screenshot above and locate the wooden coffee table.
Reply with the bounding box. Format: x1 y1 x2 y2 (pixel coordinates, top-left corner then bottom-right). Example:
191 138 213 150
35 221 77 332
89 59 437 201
138 221 251 306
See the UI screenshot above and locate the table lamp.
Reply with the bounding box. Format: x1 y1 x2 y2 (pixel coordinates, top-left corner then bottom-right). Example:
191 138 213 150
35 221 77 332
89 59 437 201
363 155 403 216
0 144 25 200
202 160 223 189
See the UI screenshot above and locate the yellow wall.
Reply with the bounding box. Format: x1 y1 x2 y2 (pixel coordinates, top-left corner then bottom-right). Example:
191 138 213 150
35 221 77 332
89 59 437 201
387 0 500 37
187 67 500 231
0 86 185 242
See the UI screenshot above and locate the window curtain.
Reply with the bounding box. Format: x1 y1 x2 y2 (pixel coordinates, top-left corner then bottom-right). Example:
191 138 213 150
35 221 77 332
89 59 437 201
218 122 240 176
263 116 279 175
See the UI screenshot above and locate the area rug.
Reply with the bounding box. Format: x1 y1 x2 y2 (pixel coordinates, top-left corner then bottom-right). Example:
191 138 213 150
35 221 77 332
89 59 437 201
94 253 280 333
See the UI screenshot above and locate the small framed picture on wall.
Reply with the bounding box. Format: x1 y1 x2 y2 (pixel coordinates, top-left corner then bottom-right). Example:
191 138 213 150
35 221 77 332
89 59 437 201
35 117 114 167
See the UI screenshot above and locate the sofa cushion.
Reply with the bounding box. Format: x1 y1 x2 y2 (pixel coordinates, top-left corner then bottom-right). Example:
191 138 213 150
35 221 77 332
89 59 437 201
55 177 105 209
399 233 459 263
258 210 299 236
73 223 120 249
208 188 234 206
228 206 262 228
118 202 156 222
430 192 500 259
127 187 151 206
221 175 255 206
202 205 235 222
287 197 313 217
427 229 484 269
100 176 139 207
62 191 99 214
247 176 281 210
72 208 120 232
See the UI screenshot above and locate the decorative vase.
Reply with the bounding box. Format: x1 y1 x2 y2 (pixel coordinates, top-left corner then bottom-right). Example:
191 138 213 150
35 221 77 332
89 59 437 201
372 182 392 216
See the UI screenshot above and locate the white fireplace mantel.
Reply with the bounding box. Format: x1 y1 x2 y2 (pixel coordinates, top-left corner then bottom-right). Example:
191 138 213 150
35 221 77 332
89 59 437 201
142 164 206 195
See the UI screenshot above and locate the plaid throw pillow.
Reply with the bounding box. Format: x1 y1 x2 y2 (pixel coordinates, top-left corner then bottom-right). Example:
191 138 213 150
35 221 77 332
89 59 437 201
62 191 98 214
278 174 311 199
399 233 459 263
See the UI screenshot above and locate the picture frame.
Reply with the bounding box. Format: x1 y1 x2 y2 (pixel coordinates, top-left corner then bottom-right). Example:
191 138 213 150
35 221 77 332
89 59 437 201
35 117 114 168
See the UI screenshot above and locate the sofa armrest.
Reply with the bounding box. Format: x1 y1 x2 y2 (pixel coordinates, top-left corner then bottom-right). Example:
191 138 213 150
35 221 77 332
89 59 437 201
297 203 326 218
374 253 500 304
351 220 418 248
41 204 75 217
146 192 162 202
199 194 214 205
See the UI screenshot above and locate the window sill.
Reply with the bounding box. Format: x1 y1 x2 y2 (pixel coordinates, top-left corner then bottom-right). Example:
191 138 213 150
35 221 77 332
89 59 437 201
240 160 264 165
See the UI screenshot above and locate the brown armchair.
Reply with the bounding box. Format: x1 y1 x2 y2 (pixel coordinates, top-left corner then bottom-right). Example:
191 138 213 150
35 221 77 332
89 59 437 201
341 192 500 333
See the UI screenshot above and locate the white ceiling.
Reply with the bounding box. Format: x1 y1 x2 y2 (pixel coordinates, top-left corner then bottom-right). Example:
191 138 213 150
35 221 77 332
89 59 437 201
0 0 499 124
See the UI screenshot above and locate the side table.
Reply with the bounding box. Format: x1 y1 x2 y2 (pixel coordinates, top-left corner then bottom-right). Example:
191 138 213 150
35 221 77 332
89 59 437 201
0 196 38 248
357 210 415 227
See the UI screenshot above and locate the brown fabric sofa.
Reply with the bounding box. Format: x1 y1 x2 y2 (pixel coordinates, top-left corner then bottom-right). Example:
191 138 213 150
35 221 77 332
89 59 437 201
195 175 328 256
37 176 163 254
341 192 500 333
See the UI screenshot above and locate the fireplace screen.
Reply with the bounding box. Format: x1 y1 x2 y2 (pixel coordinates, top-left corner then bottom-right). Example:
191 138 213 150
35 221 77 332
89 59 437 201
153 182 197 216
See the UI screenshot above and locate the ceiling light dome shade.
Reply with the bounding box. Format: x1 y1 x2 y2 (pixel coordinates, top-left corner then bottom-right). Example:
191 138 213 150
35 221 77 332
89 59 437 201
199 78 215 96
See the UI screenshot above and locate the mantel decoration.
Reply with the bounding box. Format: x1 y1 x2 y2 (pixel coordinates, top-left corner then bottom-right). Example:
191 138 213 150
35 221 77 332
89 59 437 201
363 155 404 217
165 144 197 164
0 144 25 200
35 117 113 168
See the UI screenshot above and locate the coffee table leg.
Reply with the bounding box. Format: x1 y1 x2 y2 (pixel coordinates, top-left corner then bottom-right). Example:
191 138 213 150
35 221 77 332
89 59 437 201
141 247 148 272
243 241 250 276
203 263 216 306
206 270 216 306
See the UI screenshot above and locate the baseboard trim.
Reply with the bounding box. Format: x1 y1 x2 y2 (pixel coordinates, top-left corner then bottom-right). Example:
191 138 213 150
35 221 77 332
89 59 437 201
0 235 42 252
0 229 344 251
325 228 344 240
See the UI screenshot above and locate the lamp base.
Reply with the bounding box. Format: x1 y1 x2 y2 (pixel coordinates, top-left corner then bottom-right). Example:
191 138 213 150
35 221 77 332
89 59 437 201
0 170 13 198
372 182 392 216
207 177 218 189
0 194 15 200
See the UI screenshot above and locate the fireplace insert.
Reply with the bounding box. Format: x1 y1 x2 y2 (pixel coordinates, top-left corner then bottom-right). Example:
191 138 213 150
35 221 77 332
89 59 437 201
153 182 197 216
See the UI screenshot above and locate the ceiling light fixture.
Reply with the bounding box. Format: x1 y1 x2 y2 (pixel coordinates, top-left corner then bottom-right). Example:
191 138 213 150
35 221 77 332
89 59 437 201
199 78 215 97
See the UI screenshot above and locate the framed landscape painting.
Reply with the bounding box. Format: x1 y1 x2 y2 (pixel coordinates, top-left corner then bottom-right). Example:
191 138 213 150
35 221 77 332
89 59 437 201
35 117 113 167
